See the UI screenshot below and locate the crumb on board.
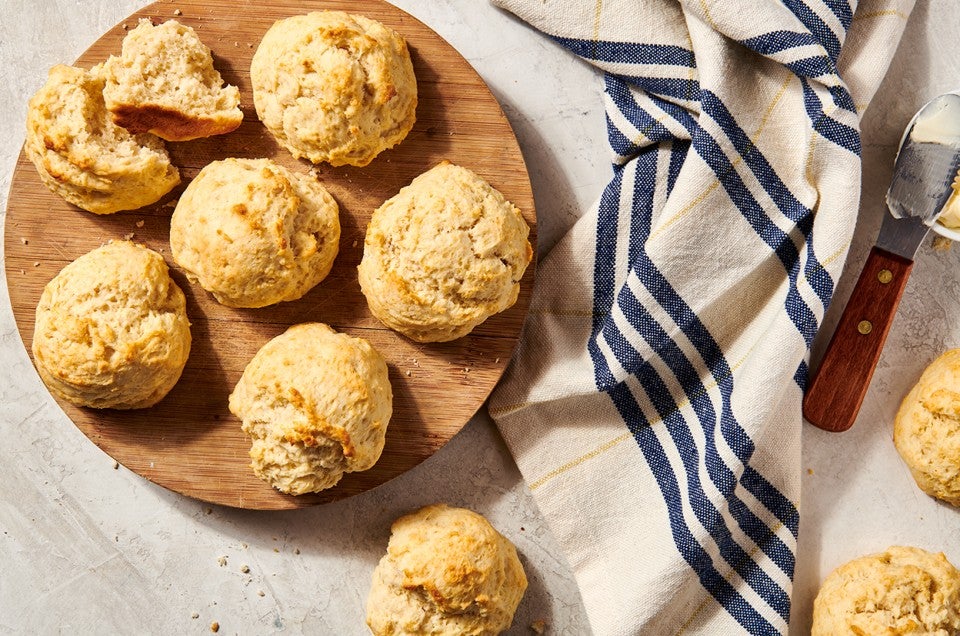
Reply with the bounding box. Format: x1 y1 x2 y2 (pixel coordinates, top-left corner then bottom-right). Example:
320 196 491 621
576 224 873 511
122 23 128 30
20 237 27 244
122 233 135 241
405 370 412 377
240 564 250 574
164 199 178 208
210 621 219 633
19 270 24 275
530 619 547 634
173 8 182 15
495 358 501 364
136 220 145 228
33 262 40 267
352 240 358 249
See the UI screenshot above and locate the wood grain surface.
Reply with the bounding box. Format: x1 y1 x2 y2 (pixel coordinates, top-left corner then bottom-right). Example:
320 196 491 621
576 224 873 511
4 0 536 510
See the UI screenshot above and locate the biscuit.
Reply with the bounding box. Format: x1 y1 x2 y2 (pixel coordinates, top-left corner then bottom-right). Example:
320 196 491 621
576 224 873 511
811 546 960 635
250 11 417 167
228 323 392 495
894 349 960 507
102 19 243 141
358 162 533 342
170 158 340 308
366 504 528 636
25 64 180 214
32 241 191 409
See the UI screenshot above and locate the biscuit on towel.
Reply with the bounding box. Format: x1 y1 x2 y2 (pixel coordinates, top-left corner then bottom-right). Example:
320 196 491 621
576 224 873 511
32 241 191 409
25 64 180 214
358 161 532 342
366 504 528 636
250 11 417 167
894 348 960 507
102 19 242 141
228 323 392 495
169 158 340 308
811 546 960 635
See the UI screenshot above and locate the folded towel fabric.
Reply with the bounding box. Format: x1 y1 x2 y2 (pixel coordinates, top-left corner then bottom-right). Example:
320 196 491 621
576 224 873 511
489 1 914 633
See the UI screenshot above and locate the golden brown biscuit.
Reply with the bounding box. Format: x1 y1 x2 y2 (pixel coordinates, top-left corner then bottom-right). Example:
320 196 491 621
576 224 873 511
811 546 960 635
250 11 417 167
894 349 960 507
366 504 528 636
32 241 191 409
25 64 180 214
358 162 533 342
102 19 242 141
228 323 392 495
169 158 340 308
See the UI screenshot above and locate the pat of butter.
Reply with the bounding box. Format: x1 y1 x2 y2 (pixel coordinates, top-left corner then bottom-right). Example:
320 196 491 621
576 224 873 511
939 173 960 229
910 94 960 145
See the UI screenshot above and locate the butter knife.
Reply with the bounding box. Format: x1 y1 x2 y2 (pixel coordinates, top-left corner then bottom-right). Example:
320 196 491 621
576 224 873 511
803 93 960 433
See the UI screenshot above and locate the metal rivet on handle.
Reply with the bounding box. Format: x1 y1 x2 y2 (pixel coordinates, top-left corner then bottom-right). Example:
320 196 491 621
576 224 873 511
877 269 893 284
857 320 873 335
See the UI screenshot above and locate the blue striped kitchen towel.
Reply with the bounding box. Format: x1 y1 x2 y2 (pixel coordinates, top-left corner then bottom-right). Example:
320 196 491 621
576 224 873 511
488 1 913 633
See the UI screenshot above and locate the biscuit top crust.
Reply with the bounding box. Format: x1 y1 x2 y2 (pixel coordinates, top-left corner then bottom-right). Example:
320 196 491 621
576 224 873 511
811 546 960 636
251 10 417 166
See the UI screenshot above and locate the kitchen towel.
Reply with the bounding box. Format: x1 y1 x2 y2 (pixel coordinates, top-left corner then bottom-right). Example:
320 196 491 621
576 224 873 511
488 1 914 633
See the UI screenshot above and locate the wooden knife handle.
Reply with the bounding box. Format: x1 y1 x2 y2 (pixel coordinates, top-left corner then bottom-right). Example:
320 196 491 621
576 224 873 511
802 247 913 432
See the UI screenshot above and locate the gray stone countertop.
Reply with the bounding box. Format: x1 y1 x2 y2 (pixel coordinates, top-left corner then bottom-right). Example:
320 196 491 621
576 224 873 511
3 2 960 635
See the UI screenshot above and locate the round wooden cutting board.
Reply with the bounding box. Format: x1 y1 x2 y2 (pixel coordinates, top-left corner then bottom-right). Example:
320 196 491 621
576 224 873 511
4 0 536 510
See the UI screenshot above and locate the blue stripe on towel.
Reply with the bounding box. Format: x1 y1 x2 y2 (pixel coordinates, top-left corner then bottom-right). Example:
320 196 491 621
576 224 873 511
551 36 696 67
608 382 780 635
781 0 842 61
588 156 798 630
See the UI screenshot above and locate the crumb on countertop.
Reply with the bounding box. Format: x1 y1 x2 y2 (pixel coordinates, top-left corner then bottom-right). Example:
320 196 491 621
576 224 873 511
257 590 265 597
240 564 250 574
113 461 119 470
932 235 952 252
191 612 199 619
217 555 227 567
210 621 219 633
